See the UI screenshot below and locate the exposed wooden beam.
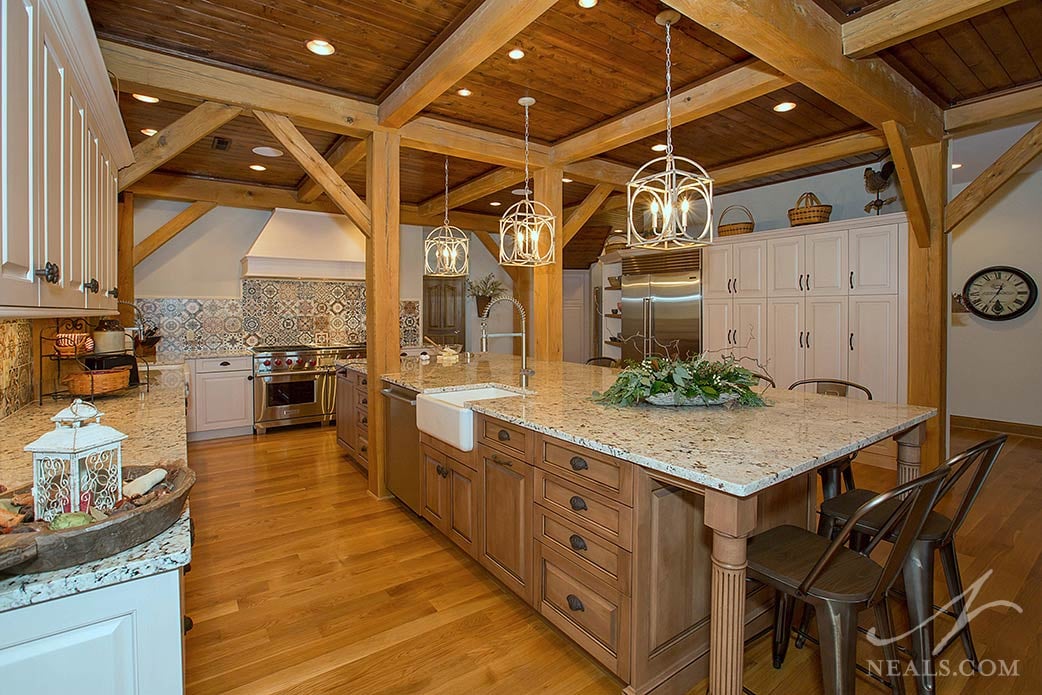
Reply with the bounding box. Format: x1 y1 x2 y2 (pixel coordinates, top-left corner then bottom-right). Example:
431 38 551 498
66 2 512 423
946 120 1042 232
255 110 371 236
883 121 930 248
563 184 614 244
297 137 367 204
132 201 216 265
417 167 524 217
117 192 135 326
714 131 887 187
399 117 550 169
562 159 634 188
843 0 1016 58
945 83 1042 133
401 204 502 234
533 167 564 361
379 0 557 128
117 101 241 190
553 61 793 163
664 0 944 143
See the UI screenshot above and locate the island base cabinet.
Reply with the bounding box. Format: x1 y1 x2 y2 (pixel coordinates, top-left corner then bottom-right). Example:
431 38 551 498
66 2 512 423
477 445 533 605
0 569 184 695
420 435 480 559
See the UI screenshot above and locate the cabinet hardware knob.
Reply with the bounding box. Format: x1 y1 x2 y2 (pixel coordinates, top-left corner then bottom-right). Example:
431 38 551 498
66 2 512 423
360 416 368 425
799 274 804 291
219 361 231 366
247 375 254 381
106 287 118 298
360 445 367 453
360 398 367 405
35 262 60 284
83 278 99 293
566 594 585 612
849 271 855 290
361 379 367 385
569 495 588 512
497 429 511 442
569 534 587 551
569 456 588 471
490 454 513 467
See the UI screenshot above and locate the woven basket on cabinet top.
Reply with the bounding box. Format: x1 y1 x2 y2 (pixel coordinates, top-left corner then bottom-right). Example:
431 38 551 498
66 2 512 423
717 205 755 236
788 192 832 226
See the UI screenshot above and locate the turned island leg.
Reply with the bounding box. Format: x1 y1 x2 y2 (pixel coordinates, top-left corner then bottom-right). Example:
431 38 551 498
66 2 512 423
704 490 758 695
895 422 927 484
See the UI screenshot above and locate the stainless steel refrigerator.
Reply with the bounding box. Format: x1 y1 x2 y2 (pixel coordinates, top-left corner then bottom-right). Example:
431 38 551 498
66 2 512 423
621 271 702 363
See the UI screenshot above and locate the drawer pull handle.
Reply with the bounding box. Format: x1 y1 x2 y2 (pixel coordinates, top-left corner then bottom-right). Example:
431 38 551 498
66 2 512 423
569 495 588 512
360 397 367 405
569 534 587 551
360 444 368 453
497 429 511 442
219 361 230 367
490 454 513 467
360 416 368 425
566 594 585 612
361 378 368 386
569 456 588 471
435 464 449 478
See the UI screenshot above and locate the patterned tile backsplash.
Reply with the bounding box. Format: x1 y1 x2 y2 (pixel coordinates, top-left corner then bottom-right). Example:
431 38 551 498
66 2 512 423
138 279 421 361
0 320 33 418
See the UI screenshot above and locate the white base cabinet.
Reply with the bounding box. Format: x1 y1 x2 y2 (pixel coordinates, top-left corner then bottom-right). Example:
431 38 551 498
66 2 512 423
187 356 254 440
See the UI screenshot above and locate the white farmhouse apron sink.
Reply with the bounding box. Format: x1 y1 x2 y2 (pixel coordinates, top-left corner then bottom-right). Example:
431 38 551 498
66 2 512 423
416 387 522 451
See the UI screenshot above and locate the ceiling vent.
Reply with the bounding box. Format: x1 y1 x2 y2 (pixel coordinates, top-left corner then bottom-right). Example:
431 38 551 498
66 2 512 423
211 136 232 151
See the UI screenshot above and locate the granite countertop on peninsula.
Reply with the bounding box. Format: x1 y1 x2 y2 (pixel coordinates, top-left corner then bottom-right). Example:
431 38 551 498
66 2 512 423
381 354 936 497
0 380 192 612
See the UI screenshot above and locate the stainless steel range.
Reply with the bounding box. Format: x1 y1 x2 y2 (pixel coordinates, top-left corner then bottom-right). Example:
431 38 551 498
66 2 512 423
251 344 365 432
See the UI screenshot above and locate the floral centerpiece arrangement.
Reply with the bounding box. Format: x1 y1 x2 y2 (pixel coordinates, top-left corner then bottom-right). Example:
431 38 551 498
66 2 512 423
466 272 508 317
594 355 768 408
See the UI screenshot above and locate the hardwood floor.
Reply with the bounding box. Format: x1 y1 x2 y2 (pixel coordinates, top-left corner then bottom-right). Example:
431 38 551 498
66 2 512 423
185 426 1041 694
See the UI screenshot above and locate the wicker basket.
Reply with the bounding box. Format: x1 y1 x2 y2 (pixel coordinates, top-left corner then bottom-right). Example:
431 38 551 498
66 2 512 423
63 366 131 396
54 333 94 357
603 233 628 256
788 192 832 226
717 205 755 236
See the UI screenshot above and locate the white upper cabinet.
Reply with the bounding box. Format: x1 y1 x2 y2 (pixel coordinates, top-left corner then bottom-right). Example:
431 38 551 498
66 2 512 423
849 224 899 295
767 236 804 298
805 231 848 296
703 298 733 355
703 245 733 299
732 240 766 298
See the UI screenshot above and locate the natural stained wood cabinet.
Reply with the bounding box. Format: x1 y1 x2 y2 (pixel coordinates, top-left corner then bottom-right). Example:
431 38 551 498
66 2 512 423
420 434 480 558
335 369 369 469
477 444 534 604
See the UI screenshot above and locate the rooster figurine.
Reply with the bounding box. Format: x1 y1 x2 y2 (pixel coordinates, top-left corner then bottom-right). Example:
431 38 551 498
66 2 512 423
864 161 897 215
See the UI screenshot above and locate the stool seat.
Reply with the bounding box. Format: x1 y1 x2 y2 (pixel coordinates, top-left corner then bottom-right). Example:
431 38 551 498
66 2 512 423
821 489 953 542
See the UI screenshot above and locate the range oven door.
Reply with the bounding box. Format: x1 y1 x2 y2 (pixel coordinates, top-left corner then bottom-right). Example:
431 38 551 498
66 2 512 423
254 370 335 427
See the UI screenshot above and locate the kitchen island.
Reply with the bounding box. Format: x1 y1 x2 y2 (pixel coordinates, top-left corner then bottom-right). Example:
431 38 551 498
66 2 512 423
0 375 192 694
381 354 935 695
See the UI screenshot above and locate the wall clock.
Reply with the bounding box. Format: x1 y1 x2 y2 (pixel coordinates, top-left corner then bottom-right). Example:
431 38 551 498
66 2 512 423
962 266 1037 321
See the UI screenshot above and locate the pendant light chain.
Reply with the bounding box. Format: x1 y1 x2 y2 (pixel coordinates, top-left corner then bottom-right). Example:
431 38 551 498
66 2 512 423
665 20 673 160
523 100 531 200
498 96 556 267
443 157 450 227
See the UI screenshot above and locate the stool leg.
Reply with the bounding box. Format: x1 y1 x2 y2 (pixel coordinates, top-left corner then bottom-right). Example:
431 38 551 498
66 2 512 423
820 467 841 501
874 596 906 695
841 462 856 493
815 601 858 695
796 514 835 649
939 542 980 671
904 540 937 694
773 591 796 668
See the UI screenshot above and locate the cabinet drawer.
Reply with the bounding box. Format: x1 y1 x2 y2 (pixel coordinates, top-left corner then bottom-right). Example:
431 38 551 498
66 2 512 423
539 438 632 505
536 542 630 680
534 470 632 551
353 388 369 413
534 506 631 595
351 370 369 388
355 408 369 430
356 434 369 466
478 415 533 461
195 356 252 373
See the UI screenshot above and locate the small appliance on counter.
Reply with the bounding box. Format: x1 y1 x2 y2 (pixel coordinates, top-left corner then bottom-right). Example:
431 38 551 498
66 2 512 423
92 318 127 354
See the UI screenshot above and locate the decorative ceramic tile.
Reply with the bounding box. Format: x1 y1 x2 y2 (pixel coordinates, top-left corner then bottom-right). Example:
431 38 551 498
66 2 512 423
400 299 421 348
0 320 33 418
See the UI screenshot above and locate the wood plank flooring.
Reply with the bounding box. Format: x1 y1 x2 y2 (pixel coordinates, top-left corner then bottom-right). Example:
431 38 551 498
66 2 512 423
185 426 1041 694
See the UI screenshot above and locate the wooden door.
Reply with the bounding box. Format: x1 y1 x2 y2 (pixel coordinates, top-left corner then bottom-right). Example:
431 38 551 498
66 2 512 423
478 446 533 604
421 446 450 531
335 374 355 452
849 295 899 402
732 240 766 298
805 230 848 296
734 298 767 367
423 276 466 346
702 298 733 357
447 456 480 557
805 297 848 382
849 225 899 295
767 297 805 391
766 236 804 298
701 244 732 299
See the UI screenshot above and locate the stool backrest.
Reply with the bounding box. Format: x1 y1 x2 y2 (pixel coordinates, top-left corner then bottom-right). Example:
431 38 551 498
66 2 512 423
749 372 776 388
586 357 617 368
788 378 873 400
936 434 1006 546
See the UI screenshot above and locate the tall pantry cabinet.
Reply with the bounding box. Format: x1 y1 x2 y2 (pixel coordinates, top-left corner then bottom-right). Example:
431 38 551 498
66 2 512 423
1 0 132 317
703 213 907 403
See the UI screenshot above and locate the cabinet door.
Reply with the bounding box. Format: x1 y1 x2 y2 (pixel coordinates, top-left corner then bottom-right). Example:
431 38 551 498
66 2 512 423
85 129 104 309
805 297 848 382
0 0 38 306
849 295 899 402
101 161 118 307
66 89 86 308
478 446 533 604
849 225 898 295
734 298 767 367
194 371 253 431
702 298 733 356
702 244 733 299
335 375 355 452
732 240 766 298
767 298 805 391
767 236 805 298
447 456 479 557
806 231 848 296
421 447 449 531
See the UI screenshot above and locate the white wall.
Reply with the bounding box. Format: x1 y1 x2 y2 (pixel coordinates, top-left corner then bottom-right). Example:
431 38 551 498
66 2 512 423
463 233 515 353
949 122 1042 427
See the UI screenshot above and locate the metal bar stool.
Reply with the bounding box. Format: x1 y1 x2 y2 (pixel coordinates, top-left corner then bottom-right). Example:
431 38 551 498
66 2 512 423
585 356 617 368
749 465 950 695
810 435 1006 694
749 372 776 388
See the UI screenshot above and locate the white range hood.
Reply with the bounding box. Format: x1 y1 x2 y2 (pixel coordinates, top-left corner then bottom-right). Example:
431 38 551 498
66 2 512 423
241 208 366 280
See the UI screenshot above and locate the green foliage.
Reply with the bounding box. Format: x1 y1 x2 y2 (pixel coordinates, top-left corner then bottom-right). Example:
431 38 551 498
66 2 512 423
593 355 768 408
466 272 507 299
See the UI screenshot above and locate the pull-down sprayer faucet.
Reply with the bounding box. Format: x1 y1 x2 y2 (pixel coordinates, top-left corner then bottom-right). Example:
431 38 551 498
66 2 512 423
479 296 534 389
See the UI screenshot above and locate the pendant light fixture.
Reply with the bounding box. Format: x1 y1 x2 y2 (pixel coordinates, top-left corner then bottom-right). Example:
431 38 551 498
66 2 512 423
424 157 469 276
626 11 714 250
499 97 556 267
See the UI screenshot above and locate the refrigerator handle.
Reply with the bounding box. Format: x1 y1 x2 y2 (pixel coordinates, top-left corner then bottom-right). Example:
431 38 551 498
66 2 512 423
643 296 652 357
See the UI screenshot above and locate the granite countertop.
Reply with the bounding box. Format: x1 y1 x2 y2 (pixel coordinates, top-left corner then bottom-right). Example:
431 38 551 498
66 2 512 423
382 354 936 497
0 380 192 611
152 347 254 365
337 358 368 374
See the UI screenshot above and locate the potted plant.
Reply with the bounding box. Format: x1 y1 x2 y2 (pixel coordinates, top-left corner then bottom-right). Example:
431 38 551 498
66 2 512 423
594 355 768 408
466 273 507 317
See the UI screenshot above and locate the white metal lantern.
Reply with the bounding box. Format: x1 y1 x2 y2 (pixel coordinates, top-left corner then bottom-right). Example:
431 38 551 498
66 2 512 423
25 399 127 522
424 158 469 276
627 11 714 250
500 96 557 267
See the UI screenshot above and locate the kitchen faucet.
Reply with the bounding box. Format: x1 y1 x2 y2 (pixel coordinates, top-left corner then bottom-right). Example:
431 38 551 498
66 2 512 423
479 296 534 389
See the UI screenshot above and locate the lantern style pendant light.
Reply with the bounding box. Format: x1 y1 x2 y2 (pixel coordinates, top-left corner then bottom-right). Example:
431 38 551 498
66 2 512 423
499 97 556 267
627 11 714 250
424 158 469 276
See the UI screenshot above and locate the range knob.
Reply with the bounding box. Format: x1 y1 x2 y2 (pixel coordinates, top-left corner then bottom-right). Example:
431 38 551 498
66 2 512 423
308 360 316 367
285 358 294 366
263 359 271 366
274 359 282 366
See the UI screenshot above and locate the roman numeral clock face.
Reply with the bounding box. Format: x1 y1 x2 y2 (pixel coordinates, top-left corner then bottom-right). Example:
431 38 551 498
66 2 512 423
963 266 1038 321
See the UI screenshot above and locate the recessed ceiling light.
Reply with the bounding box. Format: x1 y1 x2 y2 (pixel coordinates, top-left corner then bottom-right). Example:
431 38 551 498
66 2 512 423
773 101 797 113
951 163 963 170
508 48 525 60
490 201 502 207
132 93 159 104
252 146 284 157
140 128 158 137
249 164 267 172
561 177 573 183
651 143 668 152
306 39 335 56
457 87 472 97
578 0 598 7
